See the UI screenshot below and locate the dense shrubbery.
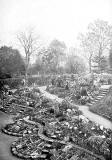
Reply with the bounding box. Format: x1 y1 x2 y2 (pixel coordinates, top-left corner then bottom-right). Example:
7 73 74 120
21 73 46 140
0 46 25 77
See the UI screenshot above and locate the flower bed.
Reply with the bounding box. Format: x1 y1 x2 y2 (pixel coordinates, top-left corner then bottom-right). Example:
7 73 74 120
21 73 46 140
11 135 66 159
2 119 39 137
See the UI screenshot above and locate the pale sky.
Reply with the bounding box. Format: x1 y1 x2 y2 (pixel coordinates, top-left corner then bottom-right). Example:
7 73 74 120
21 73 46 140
0 0 112 49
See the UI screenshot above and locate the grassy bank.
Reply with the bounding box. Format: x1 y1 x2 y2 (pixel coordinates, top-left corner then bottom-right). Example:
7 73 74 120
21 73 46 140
89 87 112 121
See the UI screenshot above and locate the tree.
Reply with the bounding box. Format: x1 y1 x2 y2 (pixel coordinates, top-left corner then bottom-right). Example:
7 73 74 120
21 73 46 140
40 39 66 74
109 44 112 69
79 19 112 73
88 19 112 73
28 57 43 75
49 39 67 71
65 54 86 74
17 29 41 80
78 32 95 73
49 39 66 54
92 55 108 73
0 46 25 78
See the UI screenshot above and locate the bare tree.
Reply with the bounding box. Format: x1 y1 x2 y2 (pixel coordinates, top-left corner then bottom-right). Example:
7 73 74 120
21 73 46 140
17 29 41 81
38 39 67 74
78 32 95 73
88 19 112 73
65 54 86 74
78 19 112 73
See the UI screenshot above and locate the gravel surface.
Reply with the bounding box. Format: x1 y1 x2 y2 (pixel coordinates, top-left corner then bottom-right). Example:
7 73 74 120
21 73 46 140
0 111 21 160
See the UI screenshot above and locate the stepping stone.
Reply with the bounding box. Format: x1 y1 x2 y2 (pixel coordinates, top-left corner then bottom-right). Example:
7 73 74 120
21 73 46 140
101 90 107 93
87 102 93 105
95 98 101 101
88 101 93 103
89 97 94 100
95 96 101 98
87 103 93 106
102 90 107 92
12 148 16 151
94 99 99 102
88 101 96 104
101 94 107 97
89 95 95 99
101 92 107 94
24 155 29 159
18 153 23 157
98 94 105 97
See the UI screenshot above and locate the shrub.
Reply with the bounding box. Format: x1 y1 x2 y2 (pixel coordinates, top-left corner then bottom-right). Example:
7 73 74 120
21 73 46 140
105 95 112 106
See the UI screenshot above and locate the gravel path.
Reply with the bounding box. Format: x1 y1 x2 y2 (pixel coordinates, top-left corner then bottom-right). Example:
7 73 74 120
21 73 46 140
0 111 21 160
78 105 112 129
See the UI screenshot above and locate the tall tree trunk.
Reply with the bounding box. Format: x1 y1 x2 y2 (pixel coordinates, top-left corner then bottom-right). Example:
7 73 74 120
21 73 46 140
25 54 30 86
98 45 102 74
89 53 92 73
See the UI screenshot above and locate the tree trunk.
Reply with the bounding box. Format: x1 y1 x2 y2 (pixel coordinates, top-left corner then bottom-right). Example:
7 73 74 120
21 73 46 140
89 54 92 73
25 54 30 86
98 46 102 74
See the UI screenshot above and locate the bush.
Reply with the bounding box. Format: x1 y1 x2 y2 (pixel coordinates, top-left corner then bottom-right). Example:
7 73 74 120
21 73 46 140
105 95 112 106
86 136 111 156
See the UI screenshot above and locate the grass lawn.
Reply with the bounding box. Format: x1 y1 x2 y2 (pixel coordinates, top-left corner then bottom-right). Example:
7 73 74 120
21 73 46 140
90 87 112 121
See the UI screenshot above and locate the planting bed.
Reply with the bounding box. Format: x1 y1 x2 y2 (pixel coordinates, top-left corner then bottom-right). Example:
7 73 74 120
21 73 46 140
47 84 100 105
2 119 38 137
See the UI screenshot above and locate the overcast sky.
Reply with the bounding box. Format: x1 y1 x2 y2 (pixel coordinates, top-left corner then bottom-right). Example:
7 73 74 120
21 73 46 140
0 0 112 49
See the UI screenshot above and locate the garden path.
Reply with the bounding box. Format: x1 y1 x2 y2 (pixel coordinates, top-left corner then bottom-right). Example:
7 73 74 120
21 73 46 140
0 111 21 160
39 85 112 129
